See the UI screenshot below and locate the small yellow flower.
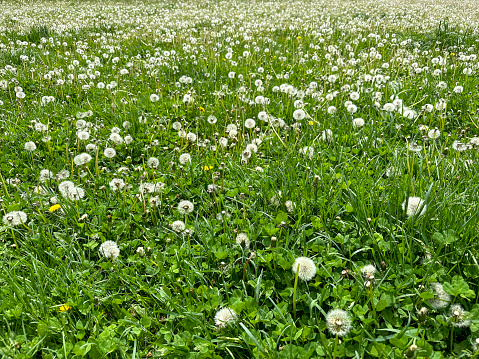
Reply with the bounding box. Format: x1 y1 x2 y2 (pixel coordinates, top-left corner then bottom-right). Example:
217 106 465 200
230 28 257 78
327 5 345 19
204 165 214 171
199 106 205 112
49 204 61 212
296 36 302 40
308 121 314 125
59 305 71 312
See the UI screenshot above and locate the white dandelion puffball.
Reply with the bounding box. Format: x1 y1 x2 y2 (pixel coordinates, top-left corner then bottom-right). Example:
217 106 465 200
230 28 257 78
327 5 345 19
244 118 256 129
293 109 306 120
109 178 125 191
3 211 27 226
214 307 238 329
427 282 451 310
104 148 116 158
150 94 159 102
292 257 316 281
73 153 92 166
448 304 470 328
402 197 427 217
235 233 250 247
178 200 194 215
326 309 352 337
361 264 377 278
352 118 365 128
99 240 120 260
147 157 160 169
171 220 186 232
179 153 191 165
24 141 37 151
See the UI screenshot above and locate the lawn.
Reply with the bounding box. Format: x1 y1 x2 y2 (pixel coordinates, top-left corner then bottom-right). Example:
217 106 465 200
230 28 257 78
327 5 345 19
1 0 479 358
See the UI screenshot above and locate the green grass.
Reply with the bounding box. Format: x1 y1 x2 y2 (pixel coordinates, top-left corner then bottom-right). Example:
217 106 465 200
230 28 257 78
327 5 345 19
1 0 479 358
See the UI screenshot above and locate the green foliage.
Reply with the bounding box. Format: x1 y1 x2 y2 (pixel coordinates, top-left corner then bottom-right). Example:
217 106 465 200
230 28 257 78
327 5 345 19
0 1 479 358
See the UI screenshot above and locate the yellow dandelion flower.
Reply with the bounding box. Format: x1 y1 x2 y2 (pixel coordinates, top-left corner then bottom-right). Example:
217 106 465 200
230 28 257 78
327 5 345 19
199 106 205 112
308 121 314 125
204 165 214 171
49 204 61 212
296 36 302 40
59 305 72 312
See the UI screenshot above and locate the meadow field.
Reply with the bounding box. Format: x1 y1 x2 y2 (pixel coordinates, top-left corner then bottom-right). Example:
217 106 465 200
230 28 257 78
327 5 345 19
1 0 479 357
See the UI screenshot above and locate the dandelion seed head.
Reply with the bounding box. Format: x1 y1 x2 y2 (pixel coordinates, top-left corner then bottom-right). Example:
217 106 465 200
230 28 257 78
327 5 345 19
292 257 316 281
326 309 352 337
214 307 237 329
99 240 120 260
402 197 427 217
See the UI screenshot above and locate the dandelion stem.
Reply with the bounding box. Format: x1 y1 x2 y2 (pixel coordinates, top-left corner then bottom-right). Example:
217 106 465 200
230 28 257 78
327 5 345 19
292 263 300 321
332 335 338 359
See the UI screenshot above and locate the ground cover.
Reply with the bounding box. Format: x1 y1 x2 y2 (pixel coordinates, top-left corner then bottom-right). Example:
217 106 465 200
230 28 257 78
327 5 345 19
1 0 479 357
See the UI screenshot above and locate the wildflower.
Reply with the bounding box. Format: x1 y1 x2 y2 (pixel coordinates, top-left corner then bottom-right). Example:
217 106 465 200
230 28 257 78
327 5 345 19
199 106 205 112
178 200 194 215
402 197 427 217
236 233 250 247
448 304 470 327
361 264 377 278
99 240 120 260
244 118 255 129
24 141 37 151
147 157 160 169
322 129 333 142
404 344 419 359
292 257 316 281
59 181 76 196
293 109 306 120
109 178 125 191
327 106 337 114
3 211 27 226
470 137 479 146
136 247 145 256
383 103 395 112
59 305 72 312
48 204 61 212
407 142 422 152
427 282 451 310
179 153 191 164
39 169 54 182
109 133 123 145
352 118 365 128
452 140 470 151
104 148 116 158
417 306 428 323
472 338 479 352
149 196 160 207
77 131 90 140
325 309 352 337
186 132 197 142
207 115 217 124
171 220 186 232
86 144 97 152
428 129 441 140
214 307 238 329
299 146 314 158
285 200 295 213
150 94 159 102
350 92 360 101
67 187 85 201
204 165 213 171
73 153 92 166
